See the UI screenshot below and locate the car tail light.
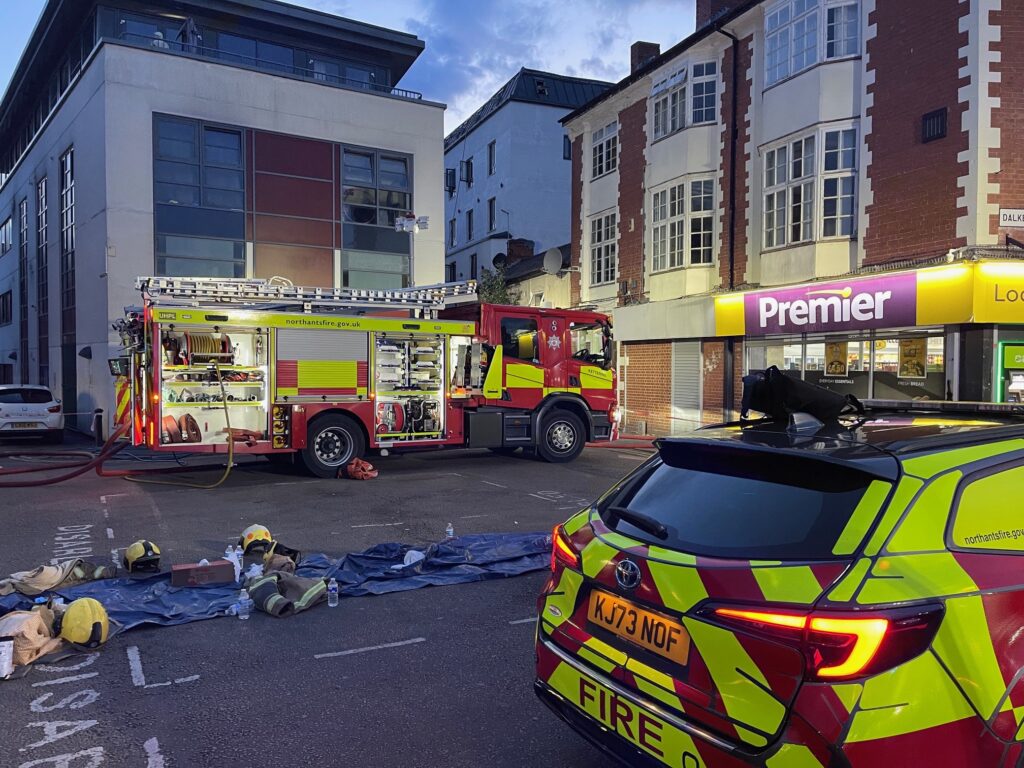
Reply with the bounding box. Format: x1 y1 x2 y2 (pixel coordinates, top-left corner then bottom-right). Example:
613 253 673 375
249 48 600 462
706 603 944 681
47 404 62 413
551 524 580 572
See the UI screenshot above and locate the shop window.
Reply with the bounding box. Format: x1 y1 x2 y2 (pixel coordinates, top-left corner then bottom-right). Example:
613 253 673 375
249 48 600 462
873 336 946 400
803 337 870 399
747 340 804 377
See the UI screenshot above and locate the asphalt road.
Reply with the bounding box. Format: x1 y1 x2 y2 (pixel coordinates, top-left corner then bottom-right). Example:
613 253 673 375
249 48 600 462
0 437 654 767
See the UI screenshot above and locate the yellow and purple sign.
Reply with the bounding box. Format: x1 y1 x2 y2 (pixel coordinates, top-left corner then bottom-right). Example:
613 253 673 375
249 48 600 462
715 261 1024 337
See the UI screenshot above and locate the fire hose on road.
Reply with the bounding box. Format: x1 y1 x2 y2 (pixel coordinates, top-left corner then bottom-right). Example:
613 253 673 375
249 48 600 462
0 364 236 490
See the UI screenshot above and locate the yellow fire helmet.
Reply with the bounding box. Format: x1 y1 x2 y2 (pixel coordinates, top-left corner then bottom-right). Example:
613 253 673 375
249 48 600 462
122 539 161 573
59 598 110 649
240 524 273 555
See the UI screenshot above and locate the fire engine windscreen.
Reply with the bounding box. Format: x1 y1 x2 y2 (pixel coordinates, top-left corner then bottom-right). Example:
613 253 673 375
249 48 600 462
570 323 613 369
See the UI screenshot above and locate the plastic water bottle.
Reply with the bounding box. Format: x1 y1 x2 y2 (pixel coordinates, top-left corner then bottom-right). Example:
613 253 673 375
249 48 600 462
224 544 234 564
445 522 455 540
327 577 339 608
237 588 251 620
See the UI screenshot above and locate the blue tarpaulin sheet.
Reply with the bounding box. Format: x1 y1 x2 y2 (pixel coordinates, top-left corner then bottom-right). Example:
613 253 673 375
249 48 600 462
0 532 551 631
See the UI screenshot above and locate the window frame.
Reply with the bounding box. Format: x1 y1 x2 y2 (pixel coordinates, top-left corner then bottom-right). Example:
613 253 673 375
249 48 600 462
589 212 617 286
448 217 456 248
501 316 540 362
690 61 719 125
0 291 11 326
591 122 619 180
765 0 860 88
762 124 857 250
650 177 716 272
0 217 11 254
487 140 496 176
488 197 497 232
466 208 474 242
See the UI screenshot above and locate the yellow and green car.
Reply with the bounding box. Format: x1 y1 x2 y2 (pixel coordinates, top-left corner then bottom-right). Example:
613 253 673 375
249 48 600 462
535 404 1024 767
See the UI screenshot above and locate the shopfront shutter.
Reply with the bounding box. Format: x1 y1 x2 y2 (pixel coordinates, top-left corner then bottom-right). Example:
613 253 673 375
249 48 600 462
670 341 701 435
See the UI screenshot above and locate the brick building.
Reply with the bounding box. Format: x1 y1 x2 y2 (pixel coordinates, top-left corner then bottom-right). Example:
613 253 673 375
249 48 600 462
563 0 1024 435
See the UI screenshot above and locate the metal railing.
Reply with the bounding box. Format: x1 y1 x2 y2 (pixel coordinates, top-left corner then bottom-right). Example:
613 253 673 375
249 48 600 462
116 33 423 101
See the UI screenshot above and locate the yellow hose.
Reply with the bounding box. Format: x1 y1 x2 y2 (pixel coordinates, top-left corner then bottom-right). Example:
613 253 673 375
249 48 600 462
125 362 235 489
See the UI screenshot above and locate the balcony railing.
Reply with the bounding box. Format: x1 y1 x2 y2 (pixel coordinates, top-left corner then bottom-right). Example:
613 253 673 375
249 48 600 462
116 32 423 101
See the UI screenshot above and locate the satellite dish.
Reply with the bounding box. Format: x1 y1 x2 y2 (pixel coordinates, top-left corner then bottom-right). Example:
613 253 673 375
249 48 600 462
541 248 563 275
492 253 507 269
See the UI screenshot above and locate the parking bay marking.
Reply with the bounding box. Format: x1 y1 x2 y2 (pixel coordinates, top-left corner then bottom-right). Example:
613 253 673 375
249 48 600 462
126 646 200 689
350 521 405 529
508 617 536 626
314 637 426 660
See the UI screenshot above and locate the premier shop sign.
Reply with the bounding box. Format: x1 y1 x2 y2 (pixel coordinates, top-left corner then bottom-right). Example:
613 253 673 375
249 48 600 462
743 272 918 336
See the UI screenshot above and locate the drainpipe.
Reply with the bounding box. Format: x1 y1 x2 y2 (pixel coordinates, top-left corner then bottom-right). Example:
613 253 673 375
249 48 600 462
717 25 741 420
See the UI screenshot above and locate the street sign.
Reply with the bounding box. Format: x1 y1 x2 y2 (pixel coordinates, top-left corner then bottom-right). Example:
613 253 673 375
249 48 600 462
999 209 1024 228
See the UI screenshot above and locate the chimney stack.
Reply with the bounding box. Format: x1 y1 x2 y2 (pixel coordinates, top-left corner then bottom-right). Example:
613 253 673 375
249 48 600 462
696 0 732 28
506 238 535 265
630 41 661 74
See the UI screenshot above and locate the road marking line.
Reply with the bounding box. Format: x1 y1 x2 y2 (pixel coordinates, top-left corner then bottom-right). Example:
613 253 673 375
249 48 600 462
460 514 489 519
127 646 147 687
314 637 426 660
31 672 99 687
144 682 172 689
144 737 166 768
174 675 200 684
106 528 114 540
529 493 557 502
448 472 464 477
481 481 507 488
100 494 126 504
508 617 536 625
350 522 405 528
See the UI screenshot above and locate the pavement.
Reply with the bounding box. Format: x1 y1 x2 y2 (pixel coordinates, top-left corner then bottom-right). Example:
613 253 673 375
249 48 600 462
0 435 655 767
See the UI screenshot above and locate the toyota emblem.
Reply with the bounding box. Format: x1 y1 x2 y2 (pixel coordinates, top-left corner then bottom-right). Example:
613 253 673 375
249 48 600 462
615 559 642 591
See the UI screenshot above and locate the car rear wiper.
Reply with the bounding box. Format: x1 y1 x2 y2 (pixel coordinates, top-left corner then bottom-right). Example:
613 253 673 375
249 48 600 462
605 506 669 540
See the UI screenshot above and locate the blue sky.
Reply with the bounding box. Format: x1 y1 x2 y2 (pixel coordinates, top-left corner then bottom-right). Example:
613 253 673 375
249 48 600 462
0 0 696 133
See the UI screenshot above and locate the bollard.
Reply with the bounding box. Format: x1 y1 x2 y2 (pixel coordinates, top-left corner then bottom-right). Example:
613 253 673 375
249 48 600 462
93 409 105 447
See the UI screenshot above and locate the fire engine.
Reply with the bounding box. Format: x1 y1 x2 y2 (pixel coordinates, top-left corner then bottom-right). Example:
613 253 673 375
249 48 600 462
112 277 618 477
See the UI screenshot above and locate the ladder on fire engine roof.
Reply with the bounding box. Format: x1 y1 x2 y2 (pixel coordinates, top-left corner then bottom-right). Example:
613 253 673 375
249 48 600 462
136 276 478 318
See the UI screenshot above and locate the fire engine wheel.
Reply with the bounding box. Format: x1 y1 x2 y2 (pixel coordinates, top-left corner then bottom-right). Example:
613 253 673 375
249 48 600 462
536 410 585 464
301 415 366 478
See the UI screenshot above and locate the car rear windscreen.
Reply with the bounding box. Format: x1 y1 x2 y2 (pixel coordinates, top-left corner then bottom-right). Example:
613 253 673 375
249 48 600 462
0 389 54 404
603 445 878 560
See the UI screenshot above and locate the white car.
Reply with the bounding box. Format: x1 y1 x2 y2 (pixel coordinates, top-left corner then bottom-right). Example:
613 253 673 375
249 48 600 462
0 385 64 443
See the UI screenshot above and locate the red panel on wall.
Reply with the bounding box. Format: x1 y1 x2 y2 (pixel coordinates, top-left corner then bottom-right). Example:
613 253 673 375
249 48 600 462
254 173 334 219
254 131 333 179
254 244 334 287
254 214 333 247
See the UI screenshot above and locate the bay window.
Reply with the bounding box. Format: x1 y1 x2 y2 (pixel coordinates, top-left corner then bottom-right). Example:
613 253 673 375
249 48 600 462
763 126 857 249
766 0 859 86
650 177 715 271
